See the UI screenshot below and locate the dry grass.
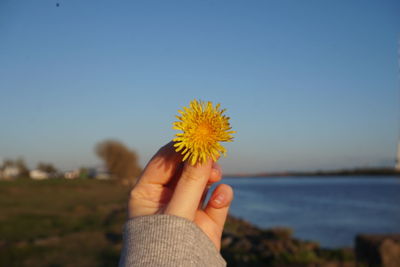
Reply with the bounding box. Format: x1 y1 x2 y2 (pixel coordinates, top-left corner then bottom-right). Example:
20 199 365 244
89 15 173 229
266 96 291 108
0 179 129 267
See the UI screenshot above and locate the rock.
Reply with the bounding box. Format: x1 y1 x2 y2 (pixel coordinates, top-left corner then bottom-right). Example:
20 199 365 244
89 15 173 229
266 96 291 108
355 234 400 267
380 239 400 267
221 234 235 247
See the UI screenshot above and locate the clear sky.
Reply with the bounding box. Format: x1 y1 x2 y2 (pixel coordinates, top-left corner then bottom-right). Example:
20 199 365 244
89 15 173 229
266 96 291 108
1 0 399 174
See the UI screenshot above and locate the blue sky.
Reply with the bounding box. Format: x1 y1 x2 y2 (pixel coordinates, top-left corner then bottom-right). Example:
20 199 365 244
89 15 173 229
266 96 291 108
1 0 399 173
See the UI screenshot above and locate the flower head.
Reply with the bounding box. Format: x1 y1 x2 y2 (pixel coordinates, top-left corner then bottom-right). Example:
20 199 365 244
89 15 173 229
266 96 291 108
173 99 235 165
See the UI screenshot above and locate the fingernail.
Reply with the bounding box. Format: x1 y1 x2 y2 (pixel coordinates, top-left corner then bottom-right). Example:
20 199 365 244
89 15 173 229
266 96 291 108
211 168 220 177
212 164 221 175
213 193 225 205
212 162 221 171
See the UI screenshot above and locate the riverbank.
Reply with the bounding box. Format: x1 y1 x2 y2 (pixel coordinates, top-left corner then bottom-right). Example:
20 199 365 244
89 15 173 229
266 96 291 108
222 216 355 266
223 216 400 266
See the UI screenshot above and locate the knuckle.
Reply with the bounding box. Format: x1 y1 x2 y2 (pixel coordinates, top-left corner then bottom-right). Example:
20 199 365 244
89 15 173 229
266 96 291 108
181 170 203 182
129 187 142 201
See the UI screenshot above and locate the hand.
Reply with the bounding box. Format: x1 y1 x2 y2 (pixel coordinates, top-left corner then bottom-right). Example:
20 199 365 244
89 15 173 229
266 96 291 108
128 142 234 250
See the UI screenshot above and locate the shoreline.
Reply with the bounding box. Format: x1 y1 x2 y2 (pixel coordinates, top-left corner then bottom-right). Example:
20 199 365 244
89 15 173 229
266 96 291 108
225 167 400 178
223 215 400 266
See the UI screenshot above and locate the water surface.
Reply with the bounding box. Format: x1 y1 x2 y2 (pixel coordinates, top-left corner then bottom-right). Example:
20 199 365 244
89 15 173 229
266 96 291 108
219 176 400 248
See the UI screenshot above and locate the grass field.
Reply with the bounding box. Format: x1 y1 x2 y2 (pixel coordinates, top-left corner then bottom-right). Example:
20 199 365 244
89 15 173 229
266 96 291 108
0 178 356 267
0 179 129 267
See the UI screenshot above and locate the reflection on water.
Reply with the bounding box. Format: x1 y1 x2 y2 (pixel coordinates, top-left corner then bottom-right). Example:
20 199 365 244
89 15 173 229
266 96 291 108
218 176 400 248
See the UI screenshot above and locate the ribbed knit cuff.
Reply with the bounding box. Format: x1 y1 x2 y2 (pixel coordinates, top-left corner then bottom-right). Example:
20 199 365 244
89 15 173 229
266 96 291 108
119 214 226 267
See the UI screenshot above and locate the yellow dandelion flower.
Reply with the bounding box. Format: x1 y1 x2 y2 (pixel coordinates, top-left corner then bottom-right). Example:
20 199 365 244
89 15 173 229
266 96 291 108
173 99 235 165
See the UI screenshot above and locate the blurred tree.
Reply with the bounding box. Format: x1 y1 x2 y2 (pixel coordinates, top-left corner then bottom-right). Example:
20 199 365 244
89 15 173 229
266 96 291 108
1 159 14 169
15 158 29 177
37 162 58 174
1 158 29 177
96 140 141 185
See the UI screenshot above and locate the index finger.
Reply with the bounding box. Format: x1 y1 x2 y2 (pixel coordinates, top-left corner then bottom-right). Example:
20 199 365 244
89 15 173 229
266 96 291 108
137 142 183 186
165 159 213 220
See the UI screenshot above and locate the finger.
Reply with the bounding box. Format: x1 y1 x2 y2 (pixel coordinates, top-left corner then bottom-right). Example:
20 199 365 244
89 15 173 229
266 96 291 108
165 159 213 220
204 184 233 228
199 163 222 209
209 162 222 183
138 142 183 186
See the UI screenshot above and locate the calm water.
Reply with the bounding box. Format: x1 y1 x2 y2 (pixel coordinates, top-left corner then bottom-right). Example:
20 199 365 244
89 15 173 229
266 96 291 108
220 176 400 248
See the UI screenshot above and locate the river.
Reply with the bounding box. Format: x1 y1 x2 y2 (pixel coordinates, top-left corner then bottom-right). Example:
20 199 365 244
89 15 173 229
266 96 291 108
218 176 400 248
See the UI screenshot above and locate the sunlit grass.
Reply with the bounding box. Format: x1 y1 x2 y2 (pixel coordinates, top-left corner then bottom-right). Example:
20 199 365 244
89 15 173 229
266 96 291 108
0 179 129 267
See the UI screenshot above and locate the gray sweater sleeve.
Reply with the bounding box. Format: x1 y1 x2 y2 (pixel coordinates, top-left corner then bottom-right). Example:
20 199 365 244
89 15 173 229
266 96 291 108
119 214 226 267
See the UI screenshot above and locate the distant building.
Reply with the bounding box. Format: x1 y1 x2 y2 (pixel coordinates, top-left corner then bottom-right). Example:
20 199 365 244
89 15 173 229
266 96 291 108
2 166 20 179
87 166 111 180
96 172 111 180
64 170 80 179
30 169 49 180
94 166 111 180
